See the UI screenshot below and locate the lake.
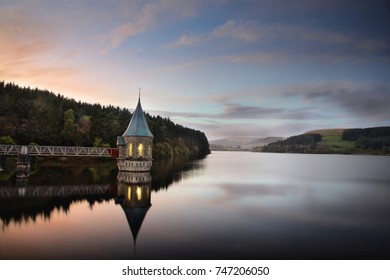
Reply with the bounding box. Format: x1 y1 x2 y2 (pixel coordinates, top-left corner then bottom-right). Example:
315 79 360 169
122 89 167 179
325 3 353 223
1 151 390 259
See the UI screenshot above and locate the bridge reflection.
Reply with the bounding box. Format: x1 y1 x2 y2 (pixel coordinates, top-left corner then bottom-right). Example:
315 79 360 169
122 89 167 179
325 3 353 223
0 183 117 228
0 183 113 198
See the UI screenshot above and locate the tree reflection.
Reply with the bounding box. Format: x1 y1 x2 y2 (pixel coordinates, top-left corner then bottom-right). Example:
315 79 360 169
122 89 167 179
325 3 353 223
0 157 204 229
150 156 205 191
0 182 116 229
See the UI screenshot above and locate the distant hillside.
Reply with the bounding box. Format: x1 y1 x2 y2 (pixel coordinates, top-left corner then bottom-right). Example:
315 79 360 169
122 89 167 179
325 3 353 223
254 127 390 155
210 137 283 151
304 129 345 137
0 81 210 159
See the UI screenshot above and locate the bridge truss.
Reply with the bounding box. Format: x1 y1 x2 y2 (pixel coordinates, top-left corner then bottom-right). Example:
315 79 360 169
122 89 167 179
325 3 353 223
0 185 113 198
0 145 112 157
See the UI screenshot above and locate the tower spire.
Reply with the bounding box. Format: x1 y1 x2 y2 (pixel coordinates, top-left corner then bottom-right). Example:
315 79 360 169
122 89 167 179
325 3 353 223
139 88 141 100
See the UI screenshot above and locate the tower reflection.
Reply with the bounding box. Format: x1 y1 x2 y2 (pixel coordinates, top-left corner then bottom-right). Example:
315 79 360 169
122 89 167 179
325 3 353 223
116 171 152 254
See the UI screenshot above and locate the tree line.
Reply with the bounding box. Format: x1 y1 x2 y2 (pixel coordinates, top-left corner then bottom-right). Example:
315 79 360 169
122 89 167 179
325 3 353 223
342 127 390 150
0 81 210 159
256 133 322 153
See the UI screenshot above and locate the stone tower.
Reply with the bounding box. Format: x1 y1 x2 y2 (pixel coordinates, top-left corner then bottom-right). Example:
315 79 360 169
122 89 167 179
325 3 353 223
117 97 154 172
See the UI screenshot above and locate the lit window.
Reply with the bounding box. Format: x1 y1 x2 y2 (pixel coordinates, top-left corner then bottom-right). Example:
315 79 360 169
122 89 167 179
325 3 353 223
127 187 131 201
138 143 143 156
128 143 133 156
136 186 142 201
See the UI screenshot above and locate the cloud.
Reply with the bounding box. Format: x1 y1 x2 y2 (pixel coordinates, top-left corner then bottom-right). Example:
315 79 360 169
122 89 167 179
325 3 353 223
356 39 387 52
153 100 323 122
151 110 208 120
220 103 282 119
153 105 326 139
170 20 353 46
168 20 263 48
304 84 390 119
103 0 199 51
250 24 388 60
154 82 390 140
219 51 289 64
179 122 278 139
167 34 205 48
189 121 313 139
211 20 261 42
168 19 388 65
219 103 324 120
104 2 158 49
158 60 204 72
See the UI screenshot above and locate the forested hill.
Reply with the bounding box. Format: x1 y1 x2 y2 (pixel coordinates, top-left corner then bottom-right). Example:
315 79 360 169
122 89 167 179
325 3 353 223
0 81 210 159
255 127 390 155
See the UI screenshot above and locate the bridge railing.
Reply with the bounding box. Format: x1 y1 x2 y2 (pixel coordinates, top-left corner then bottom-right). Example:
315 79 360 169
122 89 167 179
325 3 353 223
0 145 112 157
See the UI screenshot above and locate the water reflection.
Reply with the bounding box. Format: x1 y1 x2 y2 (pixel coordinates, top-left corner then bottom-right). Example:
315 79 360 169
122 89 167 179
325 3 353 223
2 152 390 259
0 157 203 231
150 156 204 190
0 158 119 186
116 172 152 254
0 183 115 229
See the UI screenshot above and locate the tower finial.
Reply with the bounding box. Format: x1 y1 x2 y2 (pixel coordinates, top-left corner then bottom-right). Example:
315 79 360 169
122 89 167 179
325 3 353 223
139 88 141 100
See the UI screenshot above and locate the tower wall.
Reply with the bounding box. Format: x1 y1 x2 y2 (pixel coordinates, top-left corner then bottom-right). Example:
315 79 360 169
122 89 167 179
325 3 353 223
122 136 153 160
117 98 154 172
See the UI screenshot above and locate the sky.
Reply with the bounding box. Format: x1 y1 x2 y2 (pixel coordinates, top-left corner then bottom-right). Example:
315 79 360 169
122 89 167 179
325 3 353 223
1 0 389 140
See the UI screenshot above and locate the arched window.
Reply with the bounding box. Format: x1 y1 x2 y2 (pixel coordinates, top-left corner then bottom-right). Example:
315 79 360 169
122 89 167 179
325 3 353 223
138 143 143 157
147 145 151 157
128 143 133 157
136 186 142 201
146 187 150 199
127 187 132 201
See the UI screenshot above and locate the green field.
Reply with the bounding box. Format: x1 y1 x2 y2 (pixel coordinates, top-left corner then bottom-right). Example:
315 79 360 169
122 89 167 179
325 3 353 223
305 129 355 153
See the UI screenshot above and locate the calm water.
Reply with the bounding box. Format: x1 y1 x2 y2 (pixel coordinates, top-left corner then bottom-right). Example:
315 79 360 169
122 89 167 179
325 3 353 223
1 152 390 259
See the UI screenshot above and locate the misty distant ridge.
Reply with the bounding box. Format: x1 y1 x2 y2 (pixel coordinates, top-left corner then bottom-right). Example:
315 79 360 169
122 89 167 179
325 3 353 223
210 137 284 151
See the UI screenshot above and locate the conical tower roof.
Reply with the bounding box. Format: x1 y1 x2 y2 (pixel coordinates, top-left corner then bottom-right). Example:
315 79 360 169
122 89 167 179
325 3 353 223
122 205 151 244
123 98 154 138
